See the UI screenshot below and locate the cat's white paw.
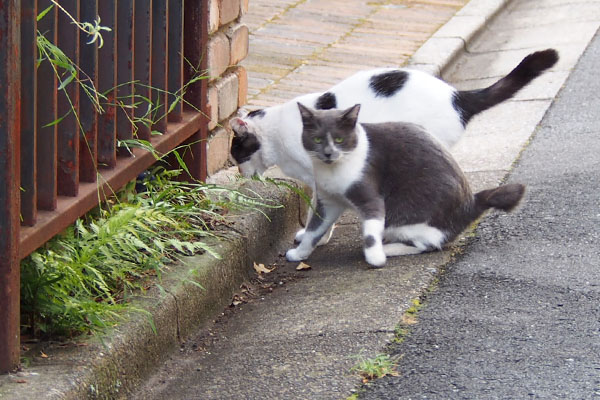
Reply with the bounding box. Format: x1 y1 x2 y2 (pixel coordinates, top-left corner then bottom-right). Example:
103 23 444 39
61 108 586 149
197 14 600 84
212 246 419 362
286 248 307 262
295 225 335 246
294 228 306 243
364 247 386 268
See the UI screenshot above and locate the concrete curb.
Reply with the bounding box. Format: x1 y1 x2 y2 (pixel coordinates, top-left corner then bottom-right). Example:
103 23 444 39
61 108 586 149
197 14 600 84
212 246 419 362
408 0 512 76
0 180 304 399
0 0 512 398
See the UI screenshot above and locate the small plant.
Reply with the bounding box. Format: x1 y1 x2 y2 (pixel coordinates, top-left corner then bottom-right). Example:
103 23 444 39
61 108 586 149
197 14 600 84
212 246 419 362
392 324 410 344
20 168 278 338
350 352 399 383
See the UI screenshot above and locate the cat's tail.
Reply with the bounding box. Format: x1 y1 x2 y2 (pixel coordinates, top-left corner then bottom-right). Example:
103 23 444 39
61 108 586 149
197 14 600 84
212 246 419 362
473 183 526 216
455 49 559 124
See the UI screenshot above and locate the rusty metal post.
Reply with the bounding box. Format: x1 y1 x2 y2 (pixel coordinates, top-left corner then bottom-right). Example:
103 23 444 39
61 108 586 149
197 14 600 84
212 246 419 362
168 0 184 123
133 0 152 141
20 1 37 226
56 0 80 196
151 0 168 134
0 0 22 373
116 0 135 156
183 0 209 181
79 0 99 183
97 0 117 168
36 0 58 210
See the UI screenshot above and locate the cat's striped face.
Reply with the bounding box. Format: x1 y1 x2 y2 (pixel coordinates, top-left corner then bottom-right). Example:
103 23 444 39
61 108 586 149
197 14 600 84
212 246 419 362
298 103 360 165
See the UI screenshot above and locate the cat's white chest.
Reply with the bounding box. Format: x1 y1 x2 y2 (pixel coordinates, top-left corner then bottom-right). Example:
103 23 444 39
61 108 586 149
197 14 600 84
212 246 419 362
313 127 369 196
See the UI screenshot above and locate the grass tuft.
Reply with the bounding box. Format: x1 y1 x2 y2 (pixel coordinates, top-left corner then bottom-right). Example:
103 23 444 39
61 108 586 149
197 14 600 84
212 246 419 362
20 168 277 338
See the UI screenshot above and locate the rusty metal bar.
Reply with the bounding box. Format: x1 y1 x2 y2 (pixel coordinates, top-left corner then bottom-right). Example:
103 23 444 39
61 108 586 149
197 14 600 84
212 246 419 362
183 0 209 181
0 0 22 374
20 0 38 226
116 0 135 155
168 0 184 123
56 0 80 196
151 0 168 133
20 111 204 259
79 0 99 183
134 0 152 141
36 0 58 210
97 1 117 168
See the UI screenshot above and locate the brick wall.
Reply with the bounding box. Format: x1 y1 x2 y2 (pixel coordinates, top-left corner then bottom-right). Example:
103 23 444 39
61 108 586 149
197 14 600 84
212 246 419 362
206 0 250 176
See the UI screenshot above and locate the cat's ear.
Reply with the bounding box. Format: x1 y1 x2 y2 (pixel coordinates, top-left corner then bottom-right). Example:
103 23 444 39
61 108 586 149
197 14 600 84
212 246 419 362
230 117 248 138
297 103 316 128
237 108 249 118
339 104 361 129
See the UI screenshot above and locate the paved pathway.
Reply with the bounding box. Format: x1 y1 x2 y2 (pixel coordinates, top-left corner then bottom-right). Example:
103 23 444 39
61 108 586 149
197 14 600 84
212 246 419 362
362 26 600 399
133 0 600 399
242 0 468 107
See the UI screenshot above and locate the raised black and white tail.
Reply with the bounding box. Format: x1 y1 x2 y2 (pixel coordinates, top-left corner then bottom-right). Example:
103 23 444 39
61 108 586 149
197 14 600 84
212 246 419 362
453 49 559 124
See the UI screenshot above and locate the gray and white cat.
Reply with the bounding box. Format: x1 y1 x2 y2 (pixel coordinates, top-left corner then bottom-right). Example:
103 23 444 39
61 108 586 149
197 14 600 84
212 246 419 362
231 49 556 244
286 103 525 267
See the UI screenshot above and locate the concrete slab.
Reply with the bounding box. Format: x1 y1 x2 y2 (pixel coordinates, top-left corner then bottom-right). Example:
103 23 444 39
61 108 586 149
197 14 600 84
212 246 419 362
451 100 552 172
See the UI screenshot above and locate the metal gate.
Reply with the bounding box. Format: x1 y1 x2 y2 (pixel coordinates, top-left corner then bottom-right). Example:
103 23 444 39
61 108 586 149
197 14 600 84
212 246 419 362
0 0 210 372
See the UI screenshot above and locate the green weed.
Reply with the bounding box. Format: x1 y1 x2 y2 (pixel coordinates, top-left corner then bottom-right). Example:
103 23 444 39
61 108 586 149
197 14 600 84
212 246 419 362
20 168 277 338
350 353 398 383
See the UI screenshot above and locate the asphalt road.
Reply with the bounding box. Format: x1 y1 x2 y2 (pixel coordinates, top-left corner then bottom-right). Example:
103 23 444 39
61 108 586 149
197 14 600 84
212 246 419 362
360 28 600 399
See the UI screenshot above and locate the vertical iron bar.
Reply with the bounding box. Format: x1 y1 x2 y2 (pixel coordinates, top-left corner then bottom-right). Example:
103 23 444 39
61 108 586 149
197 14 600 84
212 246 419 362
56 0 80 196
116 0 135 156
20 0 38 226
79 0 99 182
97 1 117 168
151 0 168 133
183 0 209 181
134 0 152 141
0 0 22 373
168 0 183 123
36 0 58 210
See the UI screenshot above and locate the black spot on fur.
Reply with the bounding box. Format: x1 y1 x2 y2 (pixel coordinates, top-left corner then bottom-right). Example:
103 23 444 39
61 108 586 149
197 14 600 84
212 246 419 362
369 70 409 97
247 109 266 118
315 92 337 110
365 235 376 248
230 132 261 164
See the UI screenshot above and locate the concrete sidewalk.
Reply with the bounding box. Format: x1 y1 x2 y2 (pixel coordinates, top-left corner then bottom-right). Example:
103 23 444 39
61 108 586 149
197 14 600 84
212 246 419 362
362 25 600 400
2 0 599 399
132 0 599 399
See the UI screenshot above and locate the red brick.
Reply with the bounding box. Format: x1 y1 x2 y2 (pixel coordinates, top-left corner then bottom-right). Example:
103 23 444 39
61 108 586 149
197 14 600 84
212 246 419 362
227 23 249 65
240 0 249 15
219 0 240 26
208 0 220 34
207 32 230 79
207 84 219 130
234 66 248 107
207 127 232 176
215 72 240 121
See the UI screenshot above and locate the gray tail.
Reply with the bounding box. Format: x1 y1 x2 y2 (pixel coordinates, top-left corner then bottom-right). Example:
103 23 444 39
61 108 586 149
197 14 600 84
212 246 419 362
474 183 526 215
454 49 559 124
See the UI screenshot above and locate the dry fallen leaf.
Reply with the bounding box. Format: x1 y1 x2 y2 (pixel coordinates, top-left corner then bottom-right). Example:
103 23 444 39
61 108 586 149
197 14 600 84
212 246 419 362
253 262 272 274
15 379 28 384
296 262 312 271
40 351 48 358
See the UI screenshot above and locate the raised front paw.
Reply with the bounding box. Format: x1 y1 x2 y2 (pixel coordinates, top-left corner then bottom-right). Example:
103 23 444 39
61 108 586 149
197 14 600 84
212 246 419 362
364 247 386 268
294 228 306 243
286 248 307 262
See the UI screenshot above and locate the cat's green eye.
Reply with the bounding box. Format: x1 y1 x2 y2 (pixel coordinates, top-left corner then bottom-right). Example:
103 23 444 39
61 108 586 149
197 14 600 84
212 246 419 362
313 137 323 144
334 137 344 144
